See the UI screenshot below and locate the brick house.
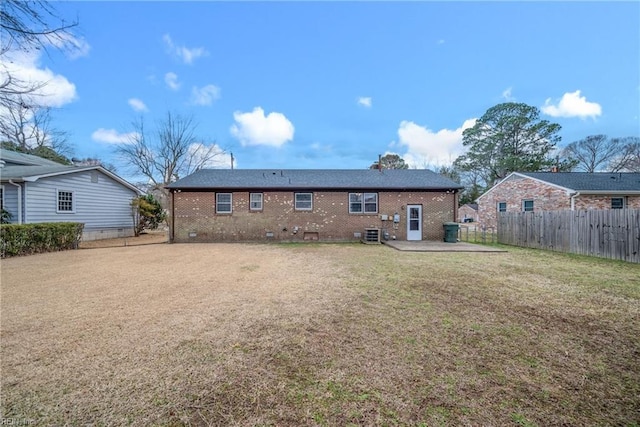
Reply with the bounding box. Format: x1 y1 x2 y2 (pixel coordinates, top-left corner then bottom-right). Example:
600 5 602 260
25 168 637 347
166 169 463 243
477 172 640 229
457 203 478 222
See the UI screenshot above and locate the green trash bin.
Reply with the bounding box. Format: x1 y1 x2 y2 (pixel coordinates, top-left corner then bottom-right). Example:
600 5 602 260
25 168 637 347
443 222 459 243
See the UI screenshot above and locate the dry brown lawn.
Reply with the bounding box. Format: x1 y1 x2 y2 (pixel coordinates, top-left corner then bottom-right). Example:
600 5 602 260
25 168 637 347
1 242 639 426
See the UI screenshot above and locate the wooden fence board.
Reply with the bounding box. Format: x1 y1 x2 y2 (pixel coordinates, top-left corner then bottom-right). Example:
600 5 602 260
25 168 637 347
497 209 640 263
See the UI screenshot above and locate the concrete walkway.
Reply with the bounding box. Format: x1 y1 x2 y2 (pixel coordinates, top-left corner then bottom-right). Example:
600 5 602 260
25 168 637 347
382 240 507 252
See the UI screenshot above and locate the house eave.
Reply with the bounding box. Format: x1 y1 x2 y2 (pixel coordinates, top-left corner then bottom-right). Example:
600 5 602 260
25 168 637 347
19 166 142 194
168 186 461 192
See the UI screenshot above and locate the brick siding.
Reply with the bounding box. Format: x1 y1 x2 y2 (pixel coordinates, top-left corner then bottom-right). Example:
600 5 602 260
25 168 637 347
478 174 640 229
171 190 457 242
457 205 478 222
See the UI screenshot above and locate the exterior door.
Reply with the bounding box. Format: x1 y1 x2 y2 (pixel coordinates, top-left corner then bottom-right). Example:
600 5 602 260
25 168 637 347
407 205 422 241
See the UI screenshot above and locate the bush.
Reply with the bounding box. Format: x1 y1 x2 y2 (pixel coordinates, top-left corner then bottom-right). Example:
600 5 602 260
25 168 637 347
131 195 166 236
0 222 84 258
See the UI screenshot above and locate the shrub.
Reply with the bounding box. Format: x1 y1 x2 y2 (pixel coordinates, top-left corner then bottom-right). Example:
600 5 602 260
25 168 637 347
0 222 84 258
131 195 166 236
0 209 11 224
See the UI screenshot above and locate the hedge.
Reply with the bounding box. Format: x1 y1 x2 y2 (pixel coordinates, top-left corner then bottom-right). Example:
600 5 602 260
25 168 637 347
0 222 84 258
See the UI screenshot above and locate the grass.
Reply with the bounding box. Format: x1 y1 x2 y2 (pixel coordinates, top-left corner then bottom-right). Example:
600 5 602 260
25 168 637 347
1 243 639 426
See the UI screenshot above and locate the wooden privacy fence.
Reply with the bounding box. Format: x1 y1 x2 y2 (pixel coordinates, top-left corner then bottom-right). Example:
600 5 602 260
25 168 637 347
497 209 640 263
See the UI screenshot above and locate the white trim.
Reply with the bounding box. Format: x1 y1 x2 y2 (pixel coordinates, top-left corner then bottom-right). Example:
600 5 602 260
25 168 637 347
8 180 22 224
22 166 141 195
56 189 75 213
476 172 640 203
476 172 573 202
611 196 626 209
216 192 233 214
249 192 263 211
294 192 313 211
349 192 379 214
522 199 534 212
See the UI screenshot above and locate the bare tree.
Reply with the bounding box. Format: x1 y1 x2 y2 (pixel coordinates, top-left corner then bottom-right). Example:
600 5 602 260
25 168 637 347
561 135 624 172
0 95 72 157
608 137 640 172
561 135 640 172
1 0 78 106
115 111 226 194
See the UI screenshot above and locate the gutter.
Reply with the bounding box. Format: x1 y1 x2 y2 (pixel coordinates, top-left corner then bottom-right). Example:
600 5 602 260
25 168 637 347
8 180 22 224
570 192 580 211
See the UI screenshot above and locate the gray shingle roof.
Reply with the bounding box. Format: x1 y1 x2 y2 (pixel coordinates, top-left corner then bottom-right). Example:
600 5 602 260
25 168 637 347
167 169 463 191
0 149 64 167
520 172 640 192
0 165 79 180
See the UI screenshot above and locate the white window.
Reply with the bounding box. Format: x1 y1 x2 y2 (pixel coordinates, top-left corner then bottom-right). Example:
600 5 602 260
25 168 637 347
250 193 263 211
349 192 378 214
523 200 534 212
611 197 625 209
57 190 74 213
497 202 507 213
216 193 232 213
294 193 313 211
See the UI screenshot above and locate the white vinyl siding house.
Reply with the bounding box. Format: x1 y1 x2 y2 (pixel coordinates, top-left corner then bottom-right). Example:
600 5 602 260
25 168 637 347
1 151 141 240
23 170 139 231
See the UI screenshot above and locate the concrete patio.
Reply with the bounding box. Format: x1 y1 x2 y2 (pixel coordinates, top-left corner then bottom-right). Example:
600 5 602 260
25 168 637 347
382 240 507 252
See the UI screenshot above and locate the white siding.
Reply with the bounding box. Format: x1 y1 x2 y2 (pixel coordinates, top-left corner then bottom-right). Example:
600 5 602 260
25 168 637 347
1 184 21 223
24 170 139 230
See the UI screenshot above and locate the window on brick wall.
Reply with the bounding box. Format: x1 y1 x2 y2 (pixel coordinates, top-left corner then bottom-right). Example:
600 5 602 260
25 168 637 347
250 193 263 211
349 192 378 213
522 200 534 212
611 197 625 209
294 193 313 211
497 202 507 213
216 193 232 213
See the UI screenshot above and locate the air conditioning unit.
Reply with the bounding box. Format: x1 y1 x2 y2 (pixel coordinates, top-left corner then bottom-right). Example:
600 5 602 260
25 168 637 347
363 228 381 244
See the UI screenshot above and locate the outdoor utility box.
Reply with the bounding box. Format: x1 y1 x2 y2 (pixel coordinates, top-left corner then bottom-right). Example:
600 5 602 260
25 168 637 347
443 222 459 243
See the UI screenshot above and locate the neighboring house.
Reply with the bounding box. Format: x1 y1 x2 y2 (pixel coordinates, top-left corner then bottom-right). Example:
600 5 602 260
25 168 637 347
477 172 640 229
457 203 478 223
166 169 463 243
0 150 142 240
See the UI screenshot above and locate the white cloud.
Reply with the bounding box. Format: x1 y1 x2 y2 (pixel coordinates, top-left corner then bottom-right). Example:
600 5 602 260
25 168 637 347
128 98 148 112
188 142 231 168
49 33 91 60
162 34 208 65
541 90 602 119
396 118 477 167
437 39 445 45
190 84 221 106
164 72 181 91
357 97 372 108
1 49 76 108
91 128 139 144
230 107 295 147
502 87 515 101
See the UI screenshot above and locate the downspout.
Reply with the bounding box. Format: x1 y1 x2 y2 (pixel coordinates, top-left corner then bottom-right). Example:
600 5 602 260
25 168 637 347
8 180 22 224
170 189 175 243
570 192 580 211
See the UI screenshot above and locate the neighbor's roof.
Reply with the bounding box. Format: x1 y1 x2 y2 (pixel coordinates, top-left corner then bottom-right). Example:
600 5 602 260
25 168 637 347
167 169 464 191
0 149 64 167
519 172 640 192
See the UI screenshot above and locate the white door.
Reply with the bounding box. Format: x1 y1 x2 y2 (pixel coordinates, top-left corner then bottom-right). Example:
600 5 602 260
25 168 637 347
407 205 422 241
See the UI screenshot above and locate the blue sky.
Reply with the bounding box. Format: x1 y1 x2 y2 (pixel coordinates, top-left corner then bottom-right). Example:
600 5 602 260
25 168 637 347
7 1 640 181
